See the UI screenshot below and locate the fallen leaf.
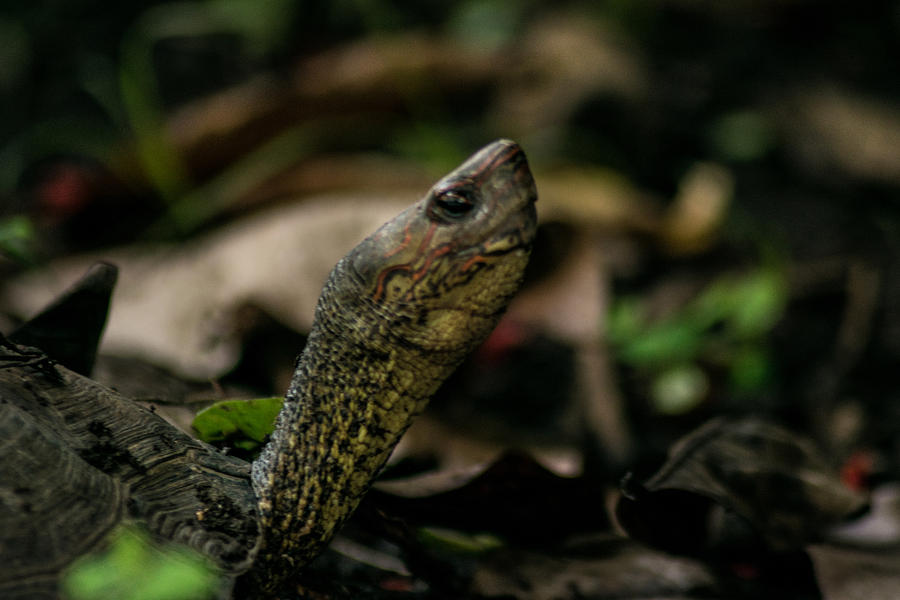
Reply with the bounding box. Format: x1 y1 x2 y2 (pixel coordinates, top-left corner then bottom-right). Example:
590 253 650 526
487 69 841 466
471 536 717 600
616 418 867 555
1 195 409 378
193 397 283 454
808 544 900 600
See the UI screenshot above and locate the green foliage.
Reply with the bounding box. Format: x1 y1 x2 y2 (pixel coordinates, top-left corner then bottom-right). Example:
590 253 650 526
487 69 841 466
728 344 772 393
709 110 776 162
0 215 36 264
609 301 706 367
608 267 787 413
151 125 317 237
118 0 300 217
391 122 471 175
206 0 298 56
193 397 283 453
0 1 306 237
417 526 504 556
446 0 528 50
118 0 360 237
62 526 220 600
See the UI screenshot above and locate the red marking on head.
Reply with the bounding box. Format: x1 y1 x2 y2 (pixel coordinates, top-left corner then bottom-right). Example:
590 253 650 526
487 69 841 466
461 254 487 272
372 225 453 303
372 264 411 303
411 244 453 283
416 221 438 254
471 144 520 182
438 144 521 193
383 222 413 259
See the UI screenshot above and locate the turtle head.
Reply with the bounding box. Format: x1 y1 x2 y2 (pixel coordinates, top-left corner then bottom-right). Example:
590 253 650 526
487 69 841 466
346 139 538 357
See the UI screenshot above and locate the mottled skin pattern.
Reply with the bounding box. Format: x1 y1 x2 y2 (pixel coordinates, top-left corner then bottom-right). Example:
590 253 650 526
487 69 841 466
240 139 537 595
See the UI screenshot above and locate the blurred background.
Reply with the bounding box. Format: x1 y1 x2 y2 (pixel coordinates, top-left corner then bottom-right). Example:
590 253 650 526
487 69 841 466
1 1 899 596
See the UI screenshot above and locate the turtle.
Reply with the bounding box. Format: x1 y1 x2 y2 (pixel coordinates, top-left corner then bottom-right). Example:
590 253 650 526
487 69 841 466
0 139 538 599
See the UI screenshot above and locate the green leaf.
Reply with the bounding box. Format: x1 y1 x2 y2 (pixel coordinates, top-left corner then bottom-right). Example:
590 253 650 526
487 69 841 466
63 526 219 600
709 110 776 162
725 269 786 338
447 0 527 50
0 214 36 263
417 526 504 556
729 344 773 393
616 317 706 367
606 297 645 346
192 397 283 451
609 266 787 370
207 0 298 55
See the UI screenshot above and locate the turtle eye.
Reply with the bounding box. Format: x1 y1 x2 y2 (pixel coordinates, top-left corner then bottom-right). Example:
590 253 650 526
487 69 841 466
429 190 475 222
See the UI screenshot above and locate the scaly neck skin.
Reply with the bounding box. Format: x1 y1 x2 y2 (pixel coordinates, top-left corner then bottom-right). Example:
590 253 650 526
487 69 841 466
248 262 466 587
240 138 537 596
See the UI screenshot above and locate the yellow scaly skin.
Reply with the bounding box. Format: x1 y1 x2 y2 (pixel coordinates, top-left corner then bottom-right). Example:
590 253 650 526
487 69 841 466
240 139 537 595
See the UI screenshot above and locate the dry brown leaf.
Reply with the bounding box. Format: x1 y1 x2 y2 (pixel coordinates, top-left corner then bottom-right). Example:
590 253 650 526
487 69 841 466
471 537 717 600
491 14 649 135
2 195 410 377
617 418 867 554
659 162 733 256
808 544 900 600
778 85 900 185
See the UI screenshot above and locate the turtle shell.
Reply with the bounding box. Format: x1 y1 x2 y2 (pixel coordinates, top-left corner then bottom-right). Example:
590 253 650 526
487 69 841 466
0 337 260 598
